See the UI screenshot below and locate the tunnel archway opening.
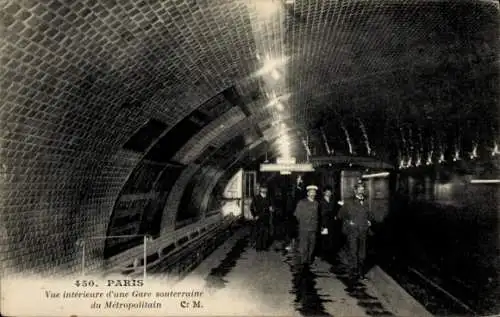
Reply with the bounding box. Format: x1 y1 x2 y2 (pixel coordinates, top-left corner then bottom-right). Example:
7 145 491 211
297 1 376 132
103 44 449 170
103 161 185 259
176 166 210 229
220 169 244 218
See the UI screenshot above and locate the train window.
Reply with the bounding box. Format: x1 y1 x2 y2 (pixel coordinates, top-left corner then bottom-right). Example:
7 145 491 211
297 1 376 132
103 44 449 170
145 252 159 265
177 236 189 246
161 243 176 256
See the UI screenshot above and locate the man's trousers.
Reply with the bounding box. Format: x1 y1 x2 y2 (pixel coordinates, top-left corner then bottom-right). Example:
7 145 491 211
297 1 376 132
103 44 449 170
297 229 317 265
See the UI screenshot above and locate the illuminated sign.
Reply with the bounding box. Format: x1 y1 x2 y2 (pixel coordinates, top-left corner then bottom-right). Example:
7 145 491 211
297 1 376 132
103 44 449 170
361 172 390 179
260 163 314 172
276 157 296 164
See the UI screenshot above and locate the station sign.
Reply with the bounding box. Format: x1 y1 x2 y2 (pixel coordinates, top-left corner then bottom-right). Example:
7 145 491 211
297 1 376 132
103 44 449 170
276 157 296 164
260 163 315 172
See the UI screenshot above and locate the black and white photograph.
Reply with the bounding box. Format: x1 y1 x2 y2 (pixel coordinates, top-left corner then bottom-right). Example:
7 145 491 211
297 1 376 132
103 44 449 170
0 0 499 316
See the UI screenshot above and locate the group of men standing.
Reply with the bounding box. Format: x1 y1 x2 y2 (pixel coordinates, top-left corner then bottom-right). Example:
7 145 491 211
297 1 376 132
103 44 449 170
250 179 373 281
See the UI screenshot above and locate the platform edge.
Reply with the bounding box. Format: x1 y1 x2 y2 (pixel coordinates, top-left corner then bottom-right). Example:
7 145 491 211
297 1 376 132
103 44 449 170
366 265 434 317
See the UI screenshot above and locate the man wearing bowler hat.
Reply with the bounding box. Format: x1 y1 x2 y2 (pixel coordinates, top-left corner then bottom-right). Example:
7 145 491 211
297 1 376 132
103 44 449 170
250 184 274 251
338 180 372 280
294 184 320 266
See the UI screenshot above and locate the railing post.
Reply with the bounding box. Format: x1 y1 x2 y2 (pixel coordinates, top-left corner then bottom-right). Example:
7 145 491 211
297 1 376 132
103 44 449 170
143 235 147 280
82 241 85 276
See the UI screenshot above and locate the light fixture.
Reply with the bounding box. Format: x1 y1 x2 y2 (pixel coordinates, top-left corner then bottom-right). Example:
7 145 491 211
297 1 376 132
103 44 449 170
260 163 315 172
470 179 500 184
362 172 390 179
276 101 284 111
492 142 499 156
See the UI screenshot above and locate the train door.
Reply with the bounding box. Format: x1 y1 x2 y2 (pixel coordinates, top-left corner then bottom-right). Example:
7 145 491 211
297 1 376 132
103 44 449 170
365 175 391 222
242 171 257 219
340 170 362 201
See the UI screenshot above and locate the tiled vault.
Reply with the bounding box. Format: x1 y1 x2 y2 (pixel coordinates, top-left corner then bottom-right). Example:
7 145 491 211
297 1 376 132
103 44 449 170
0 0 498 273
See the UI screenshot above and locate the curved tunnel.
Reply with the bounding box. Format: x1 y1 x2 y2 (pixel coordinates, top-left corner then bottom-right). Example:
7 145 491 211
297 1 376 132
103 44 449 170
0 0 499 314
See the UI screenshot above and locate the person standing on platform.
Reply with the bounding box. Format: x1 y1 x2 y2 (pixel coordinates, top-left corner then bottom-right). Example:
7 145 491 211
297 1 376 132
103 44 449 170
284 176 305 252
319 185 344 261
294 184 320 266
338 180 372 280
250 184 274 251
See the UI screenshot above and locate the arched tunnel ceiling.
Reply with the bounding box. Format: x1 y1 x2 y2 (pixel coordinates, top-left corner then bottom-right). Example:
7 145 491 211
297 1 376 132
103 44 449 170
0 0 498 172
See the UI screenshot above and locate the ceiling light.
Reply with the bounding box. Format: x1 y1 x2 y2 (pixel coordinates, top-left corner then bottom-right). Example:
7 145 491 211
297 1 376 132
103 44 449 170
362 172 390 179
271 69 281 80
470 179 500 184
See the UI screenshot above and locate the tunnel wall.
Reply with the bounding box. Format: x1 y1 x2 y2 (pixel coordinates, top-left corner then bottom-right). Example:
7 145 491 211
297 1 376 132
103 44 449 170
1 135 229 276
176 165 221 228
103 159 186 259
0 0 259 275
86 161 228 274
1 147 142 275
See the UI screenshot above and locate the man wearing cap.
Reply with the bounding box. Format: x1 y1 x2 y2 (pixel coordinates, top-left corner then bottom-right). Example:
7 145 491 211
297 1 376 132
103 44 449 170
338 180 373 280
250 184 274 251
294 184 320 266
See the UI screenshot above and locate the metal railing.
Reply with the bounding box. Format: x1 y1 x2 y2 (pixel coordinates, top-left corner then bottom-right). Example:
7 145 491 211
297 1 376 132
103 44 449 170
75 234 153 279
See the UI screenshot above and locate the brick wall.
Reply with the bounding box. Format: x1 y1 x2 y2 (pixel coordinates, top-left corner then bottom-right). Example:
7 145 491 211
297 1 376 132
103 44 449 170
2 0 496 276
0 0 263 275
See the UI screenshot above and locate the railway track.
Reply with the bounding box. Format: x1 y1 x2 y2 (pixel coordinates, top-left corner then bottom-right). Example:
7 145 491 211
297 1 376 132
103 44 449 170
407 266 477 316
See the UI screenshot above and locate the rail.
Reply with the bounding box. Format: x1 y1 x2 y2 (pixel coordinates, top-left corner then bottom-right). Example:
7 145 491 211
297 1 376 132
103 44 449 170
408 266 477 315
121 215 242 279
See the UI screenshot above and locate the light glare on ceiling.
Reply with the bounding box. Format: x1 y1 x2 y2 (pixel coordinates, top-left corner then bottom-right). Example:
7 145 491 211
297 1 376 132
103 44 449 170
271 69 281 79
253 0 280 18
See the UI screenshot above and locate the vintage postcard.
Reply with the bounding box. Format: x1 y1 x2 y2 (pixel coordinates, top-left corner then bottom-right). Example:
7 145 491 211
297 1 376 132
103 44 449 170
1 0 499 316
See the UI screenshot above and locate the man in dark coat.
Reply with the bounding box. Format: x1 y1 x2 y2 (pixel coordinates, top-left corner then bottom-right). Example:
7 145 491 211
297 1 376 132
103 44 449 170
338 180 373 280
294 184 320 266
250 184 274 251
319 185 343 261
284 176 305 252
